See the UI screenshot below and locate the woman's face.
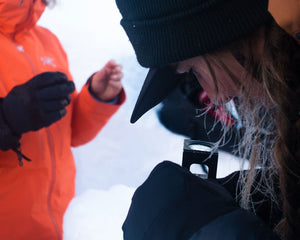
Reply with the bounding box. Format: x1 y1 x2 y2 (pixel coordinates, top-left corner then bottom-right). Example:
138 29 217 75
176 49 262 105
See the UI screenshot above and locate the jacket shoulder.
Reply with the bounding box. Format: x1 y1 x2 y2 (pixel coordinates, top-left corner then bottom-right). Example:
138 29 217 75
33 26 66 52
190 208 280 240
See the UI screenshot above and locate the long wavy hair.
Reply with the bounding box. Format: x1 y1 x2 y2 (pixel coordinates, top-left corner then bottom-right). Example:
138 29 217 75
205 19 300 240
260 22 300 240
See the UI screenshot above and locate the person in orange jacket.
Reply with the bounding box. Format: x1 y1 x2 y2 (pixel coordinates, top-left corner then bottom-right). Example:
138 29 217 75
0 0 126 239
268 0 300 43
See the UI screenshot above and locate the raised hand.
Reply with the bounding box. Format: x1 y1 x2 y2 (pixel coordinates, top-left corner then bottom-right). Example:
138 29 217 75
89 60 123 101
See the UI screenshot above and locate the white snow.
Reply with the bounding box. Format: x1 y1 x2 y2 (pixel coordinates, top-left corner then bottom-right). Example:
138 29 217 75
38 1 243 239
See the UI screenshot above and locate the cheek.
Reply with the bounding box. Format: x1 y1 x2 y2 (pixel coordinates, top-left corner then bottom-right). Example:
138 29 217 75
194 67 239 104
193 72 218 103
211 59 244 97
214 70 237 94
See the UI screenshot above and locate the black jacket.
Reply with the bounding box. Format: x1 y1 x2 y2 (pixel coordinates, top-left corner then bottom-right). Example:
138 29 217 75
122 161 280 240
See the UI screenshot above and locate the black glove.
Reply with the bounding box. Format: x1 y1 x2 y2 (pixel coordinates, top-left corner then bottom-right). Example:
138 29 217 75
0 101 21 151
2 72 75 135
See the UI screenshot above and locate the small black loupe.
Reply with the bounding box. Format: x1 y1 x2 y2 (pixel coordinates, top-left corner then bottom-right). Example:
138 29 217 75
182 139 218 179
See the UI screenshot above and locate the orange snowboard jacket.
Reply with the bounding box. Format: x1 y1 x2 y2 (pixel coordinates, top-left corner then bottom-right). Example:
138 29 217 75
0 0 125 239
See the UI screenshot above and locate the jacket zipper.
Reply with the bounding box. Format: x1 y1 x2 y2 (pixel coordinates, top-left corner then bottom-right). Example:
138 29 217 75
12 41 37 75
46 128 61 240
14 42 61 239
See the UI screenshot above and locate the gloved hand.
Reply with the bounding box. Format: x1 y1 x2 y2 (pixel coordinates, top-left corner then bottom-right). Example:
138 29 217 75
0 106 21 151
2 72 75 135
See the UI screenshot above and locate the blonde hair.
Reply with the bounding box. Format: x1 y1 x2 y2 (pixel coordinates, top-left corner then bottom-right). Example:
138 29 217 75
204 20 300 239
261 23 300 240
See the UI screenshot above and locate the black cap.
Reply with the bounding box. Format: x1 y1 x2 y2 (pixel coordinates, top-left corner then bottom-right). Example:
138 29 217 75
117 0 270 68
130 66 182 123
116 0 271 123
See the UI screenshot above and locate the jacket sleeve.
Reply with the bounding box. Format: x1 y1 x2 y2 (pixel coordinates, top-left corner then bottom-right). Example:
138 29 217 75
70 82 126 147
189 208 280 240
122 161 280 240
218 170 283 229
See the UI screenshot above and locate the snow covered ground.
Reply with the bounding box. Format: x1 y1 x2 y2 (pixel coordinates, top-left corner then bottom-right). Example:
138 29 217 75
39 1 242 239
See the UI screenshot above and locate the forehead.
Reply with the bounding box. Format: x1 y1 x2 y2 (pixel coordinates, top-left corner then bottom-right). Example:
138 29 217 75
175 48 243 72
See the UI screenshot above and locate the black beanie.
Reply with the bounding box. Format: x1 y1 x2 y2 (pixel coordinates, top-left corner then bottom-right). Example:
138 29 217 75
116 0 271 68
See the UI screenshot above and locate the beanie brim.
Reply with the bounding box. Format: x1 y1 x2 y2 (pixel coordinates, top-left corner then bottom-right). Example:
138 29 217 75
130 66 182 123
